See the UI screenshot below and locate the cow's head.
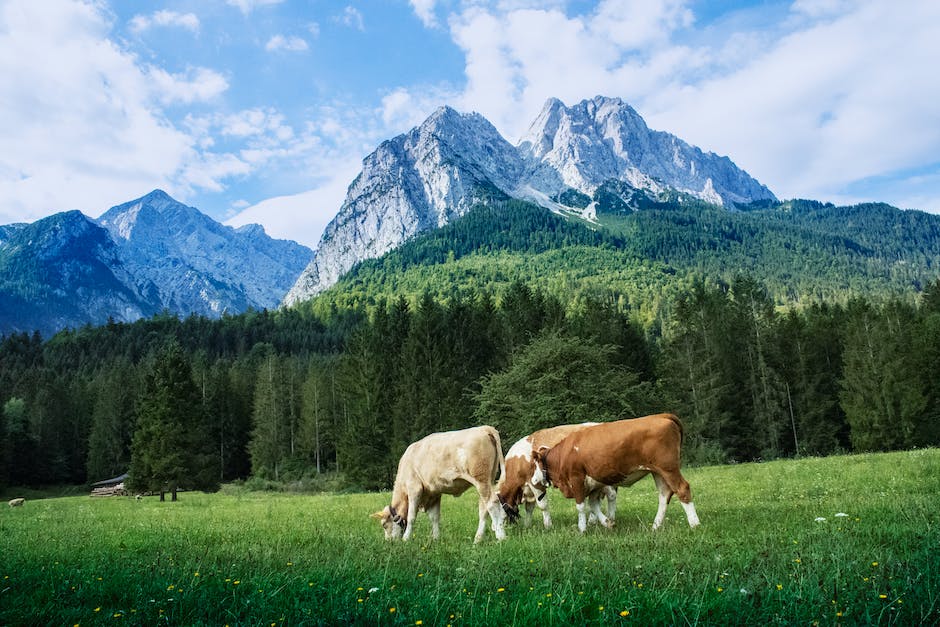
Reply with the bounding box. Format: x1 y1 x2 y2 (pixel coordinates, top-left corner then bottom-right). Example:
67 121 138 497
370 505 405 540
497 492 521 524
531 446 552 488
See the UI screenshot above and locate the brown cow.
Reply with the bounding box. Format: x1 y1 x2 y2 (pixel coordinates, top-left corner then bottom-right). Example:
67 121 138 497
498 423 616 528
371 425 507 543
532 414 700 532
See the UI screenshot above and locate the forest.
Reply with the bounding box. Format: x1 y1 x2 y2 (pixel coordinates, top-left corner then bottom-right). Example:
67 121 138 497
2 276 939 493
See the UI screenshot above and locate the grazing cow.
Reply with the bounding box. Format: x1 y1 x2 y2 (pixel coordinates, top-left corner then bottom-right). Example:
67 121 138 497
8 498 25 507
532 413 700 532
498 423 616 528
371 425 507 543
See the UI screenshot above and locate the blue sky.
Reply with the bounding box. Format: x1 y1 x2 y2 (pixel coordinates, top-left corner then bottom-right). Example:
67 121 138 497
1 0 939 248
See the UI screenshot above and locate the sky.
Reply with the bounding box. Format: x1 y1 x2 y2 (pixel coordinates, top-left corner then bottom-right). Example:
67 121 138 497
1 0 939 249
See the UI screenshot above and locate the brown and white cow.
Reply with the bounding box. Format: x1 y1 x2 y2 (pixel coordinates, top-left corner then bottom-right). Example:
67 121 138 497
531 413 700 532
498 423 616 528
371 425 507 543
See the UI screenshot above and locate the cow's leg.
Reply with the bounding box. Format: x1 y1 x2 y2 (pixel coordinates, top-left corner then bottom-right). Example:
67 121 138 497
523 499 535 527
427 496 442 540
658 468 700 529
587 492 613 528
575 500 589 532
535 493 552 528
652 474 671 531
604 486 617 523
402 494 420 541
487 495 507 541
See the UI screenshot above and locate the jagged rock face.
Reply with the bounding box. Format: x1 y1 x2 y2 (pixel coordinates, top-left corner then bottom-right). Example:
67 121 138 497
99 190 312 316
1 190 313 336
283 107 523 306
517 96 776 206
0 211 150 336
284 96 778 306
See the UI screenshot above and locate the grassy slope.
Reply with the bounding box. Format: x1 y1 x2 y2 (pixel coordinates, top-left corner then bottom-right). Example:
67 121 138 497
2 449 938 625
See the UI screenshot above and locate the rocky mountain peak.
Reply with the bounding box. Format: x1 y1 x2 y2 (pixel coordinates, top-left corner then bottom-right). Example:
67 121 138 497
284 96 778 306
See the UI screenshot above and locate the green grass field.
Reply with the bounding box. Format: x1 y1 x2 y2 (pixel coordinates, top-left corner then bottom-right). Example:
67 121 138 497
2 449 938 626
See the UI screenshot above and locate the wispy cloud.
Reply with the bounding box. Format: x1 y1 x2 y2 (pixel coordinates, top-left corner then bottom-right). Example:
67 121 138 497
265 34 309 52
129 10 200 34
336 6 365 31
226 0 284 14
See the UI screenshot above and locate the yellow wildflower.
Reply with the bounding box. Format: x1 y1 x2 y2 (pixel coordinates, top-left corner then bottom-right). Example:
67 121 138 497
620 610 630 617
389 608 396 613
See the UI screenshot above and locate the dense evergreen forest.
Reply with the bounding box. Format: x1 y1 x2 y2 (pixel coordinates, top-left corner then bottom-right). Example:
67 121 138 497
3 276 939 492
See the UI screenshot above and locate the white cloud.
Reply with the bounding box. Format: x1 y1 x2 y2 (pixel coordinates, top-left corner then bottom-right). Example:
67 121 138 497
336 6 365 31
265 34 309 52
129 10 200 34
434 0 940 209
0 0 247 224
410 0 438 27
148 66 229 105
226 0 284 14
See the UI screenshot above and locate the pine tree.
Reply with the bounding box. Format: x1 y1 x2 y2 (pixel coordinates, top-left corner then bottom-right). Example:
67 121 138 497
128 341 215 500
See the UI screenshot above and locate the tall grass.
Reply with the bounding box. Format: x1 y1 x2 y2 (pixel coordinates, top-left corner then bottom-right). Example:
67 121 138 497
2 449 938 625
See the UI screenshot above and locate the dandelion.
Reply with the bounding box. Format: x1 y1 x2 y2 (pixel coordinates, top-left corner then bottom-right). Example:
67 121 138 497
717 587 723 593
497 588 505 593
620 610 630 617
872 562 879 567
389 608 396 614
794 558 802 564
357 587 364 591
836 612 843 617
194 572 199 577
599 606 605 611
94 608 101 613
879 594 888 599
418 573 424 578
358 598 363 603
287 562 293 567
167 585 175 591
416 621 424 626
233 580 241 586
113 613 122 618
546 593 552 598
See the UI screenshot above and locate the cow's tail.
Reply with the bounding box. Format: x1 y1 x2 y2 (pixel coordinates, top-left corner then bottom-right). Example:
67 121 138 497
485 426 506 482
663 413 684 445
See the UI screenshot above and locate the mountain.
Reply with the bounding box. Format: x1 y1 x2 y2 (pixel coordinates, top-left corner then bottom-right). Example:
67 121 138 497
0 211 150 335
98 190 311 317
284 96 776 305
283 106 522 305
517 96 776 206
1 191 313 336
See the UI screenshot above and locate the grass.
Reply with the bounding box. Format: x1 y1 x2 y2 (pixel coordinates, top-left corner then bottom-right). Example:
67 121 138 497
2 449 938 625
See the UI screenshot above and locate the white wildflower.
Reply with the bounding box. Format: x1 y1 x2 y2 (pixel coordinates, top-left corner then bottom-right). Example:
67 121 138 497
835 512 849 517
815 517 826 522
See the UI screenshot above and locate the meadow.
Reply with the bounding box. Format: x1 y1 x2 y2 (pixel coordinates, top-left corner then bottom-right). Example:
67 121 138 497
1 449 938 626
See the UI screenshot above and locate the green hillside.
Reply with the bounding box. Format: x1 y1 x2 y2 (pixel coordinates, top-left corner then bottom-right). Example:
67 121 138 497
302 198 940 323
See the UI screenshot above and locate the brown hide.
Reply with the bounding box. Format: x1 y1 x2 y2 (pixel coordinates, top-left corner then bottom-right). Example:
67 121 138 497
538 414 691 505
499 423 597 509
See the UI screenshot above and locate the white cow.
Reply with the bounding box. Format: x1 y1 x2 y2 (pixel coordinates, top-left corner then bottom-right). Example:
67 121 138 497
371 425 507 543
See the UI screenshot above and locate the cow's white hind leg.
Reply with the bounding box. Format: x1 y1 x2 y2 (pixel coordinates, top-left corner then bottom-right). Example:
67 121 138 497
681 500 700 528
604 486 617 523
487 498 506 541
427 498 442 540
588 493 613 528
652 474 670 531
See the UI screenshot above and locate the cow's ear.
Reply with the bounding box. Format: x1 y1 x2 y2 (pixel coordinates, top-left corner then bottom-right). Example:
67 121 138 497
370 509 387 520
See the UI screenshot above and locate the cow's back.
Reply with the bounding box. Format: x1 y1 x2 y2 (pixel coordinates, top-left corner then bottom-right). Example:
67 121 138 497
399 426 502 495
553 414 683 485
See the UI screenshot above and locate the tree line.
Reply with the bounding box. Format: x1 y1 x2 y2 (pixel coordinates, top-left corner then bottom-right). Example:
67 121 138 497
2 278 939 493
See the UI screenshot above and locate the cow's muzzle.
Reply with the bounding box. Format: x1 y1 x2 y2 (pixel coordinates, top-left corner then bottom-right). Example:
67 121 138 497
498 495 520 524
389 505 406 530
